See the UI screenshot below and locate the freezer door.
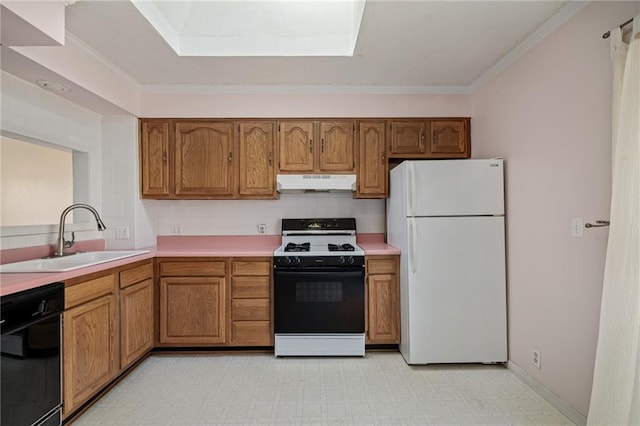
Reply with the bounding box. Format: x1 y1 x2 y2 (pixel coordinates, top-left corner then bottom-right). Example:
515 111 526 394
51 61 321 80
402 216 507 364
406 159 504 216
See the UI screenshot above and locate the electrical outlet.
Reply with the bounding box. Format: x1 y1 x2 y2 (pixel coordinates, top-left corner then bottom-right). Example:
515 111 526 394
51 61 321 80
257 224 266 235
115 226 129 240
532 347 541 369
571 217 584 238
170 224 181 235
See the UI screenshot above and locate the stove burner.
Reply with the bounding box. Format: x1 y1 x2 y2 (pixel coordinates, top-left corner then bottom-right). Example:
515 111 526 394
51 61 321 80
285 242 310 252
328 243 356 252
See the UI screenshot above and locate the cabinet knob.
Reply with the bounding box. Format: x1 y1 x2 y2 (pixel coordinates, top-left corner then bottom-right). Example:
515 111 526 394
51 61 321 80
228 152 233 163
162 152 167 163
310 140 313 153
268 152 272 165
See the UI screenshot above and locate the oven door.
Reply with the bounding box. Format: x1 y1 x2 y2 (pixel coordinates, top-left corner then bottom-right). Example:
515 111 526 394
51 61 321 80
274 266 365 334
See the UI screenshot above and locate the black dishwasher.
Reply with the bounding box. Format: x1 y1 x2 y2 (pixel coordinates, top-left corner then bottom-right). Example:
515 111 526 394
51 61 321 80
1 283 64 426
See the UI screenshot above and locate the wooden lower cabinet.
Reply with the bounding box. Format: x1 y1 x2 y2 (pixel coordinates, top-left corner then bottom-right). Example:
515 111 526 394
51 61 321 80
63 274 118 417
366 256 400 344
157 258 272 346
229 258 273 346
120 262 154 368
159 276 226 344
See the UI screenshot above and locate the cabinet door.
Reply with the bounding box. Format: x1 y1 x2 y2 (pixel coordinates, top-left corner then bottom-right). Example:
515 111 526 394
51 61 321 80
239 122 276 198
120 279 154 368
63 294 118 416
389 121 427 155
140 120 170 197
357 121 387 198
278 122 315 172
159 277 226 344
430 119 469 157
175 122 235 197
319 121 355 172
367 274 400 344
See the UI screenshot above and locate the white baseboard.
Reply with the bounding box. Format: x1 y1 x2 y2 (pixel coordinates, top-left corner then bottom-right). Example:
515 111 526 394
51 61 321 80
508 361 587 426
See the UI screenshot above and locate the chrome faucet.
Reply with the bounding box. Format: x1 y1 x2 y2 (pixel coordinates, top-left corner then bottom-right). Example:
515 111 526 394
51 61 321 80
55 204 107 257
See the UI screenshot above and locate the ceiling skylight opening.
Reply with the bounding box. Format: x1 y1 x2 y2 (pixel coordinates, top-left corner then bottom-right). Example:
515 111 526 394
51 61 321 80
131 0 366 57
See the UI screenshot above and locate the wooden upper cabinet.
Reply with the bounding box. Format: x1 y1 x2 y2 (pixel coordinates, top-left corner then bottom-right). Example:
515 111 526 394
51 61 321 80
389 121 428 156
238 122 276 198
175 122 235 197
278 121 315 172
319 121 355 172
389 118 470 159
140 120 170 197
357 121 387 198
430 119 470 157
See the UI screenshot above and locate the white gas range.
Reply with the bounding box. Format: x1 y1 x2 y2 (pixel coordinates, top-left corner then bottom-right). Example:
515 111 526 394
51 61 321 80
273 218 366 357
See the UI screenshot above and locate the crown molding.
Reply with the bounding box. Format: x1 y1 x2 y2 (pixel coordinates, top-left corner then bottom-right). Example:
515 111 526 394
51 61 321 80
64 31 141 90
469 1 589 93
140 84 472 95
63 1 587 100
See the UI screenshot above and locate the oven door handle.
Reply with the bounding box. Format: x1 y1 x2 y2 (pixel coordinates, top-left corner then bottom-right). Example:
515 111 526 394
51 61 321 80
274 267 364 276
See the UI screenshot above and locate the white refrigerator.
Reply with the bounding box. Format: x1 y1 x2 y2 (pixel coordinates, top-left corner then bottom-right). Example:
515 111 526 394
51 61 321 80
387 159 507 365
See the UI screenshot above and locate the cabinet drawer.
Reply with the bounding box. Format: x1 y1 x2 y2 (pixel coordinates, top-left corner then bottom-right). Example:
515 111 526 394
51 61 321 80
160 261 226 277
120 262 153 289
231 276 270 298
231 321 271 345
232 299 270 321
65 274 116 309
232 260 271 276
366 257 398 275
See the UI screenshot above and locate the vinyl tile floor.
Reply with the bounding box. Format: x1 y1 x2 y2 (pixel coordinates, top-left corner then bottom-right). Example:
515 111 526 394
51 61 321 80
72 352 574 426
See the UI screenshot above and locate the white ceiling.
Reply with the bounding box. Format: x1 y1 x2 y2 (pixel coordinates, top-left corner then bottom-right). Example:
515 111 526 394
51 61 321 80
62 0 574 92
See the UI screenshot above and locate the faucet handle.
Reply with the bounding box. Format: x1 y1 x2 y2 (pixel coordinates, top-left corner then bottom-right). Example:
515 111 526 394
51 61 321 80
64 232 76 249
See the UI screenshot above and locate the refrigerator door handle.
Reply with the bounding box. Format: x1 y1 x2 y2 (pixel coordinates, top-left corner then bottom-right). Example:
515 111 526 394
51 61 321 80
408 218 417 273
408 162 416 216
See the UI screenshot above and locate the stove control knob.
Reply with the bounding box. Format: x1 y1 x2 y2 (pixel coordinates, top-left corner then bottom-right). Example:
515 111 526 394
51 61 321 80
283 257 292 265
338 256 346 265
346 256 355 265
293 256 301 265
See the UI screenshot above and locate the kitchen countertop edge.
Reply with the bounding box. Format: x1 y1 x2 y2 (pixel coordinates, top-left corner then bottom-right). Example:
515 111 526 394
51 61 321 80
1 240 400 297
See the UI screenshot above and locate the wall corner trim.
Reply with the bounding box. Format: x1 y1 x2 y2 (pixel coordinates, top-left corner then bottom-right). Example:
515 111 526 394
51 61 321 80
507 360 588 426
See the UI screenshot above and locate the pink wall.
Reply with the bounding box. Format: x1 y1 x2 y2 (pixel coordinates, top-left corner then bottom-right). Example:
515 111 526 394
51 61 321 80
471 1 640 417
140 92 471 118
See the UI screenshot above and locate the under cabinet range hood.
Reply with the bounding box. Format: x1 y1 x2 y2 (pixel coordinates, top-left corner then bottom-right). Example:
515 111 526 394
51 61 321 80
276 174 357 192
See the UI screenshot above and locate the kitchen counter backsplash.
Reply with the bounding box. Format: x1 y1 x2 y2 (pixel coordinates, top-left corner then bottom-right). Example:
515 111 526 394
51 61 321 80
151 193 385 236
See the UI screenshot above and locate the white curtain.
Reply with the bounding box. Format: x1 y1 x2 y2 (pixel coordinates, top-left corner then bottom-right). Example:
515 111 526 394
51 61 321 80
588 16 640 425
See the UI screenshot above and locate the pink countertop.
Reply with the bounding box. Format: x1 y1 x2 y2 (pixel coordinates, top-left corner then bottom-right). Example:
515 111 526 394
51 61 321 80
1 235 400 297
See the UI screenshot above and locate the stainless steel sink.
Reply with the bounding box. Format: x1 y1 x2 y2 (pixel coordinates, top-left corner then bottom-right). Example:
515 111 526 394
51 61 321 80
0 250 150 273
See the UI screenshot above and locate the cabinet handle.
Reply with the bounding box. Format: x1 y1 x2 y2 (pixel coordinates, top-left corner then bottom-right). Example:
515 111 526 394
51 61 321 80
382 152 386 163
268 152 272 165
310 140 313 153
321 138 324 153
162 152 167 163
420 131 424 147
228 152 233 163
